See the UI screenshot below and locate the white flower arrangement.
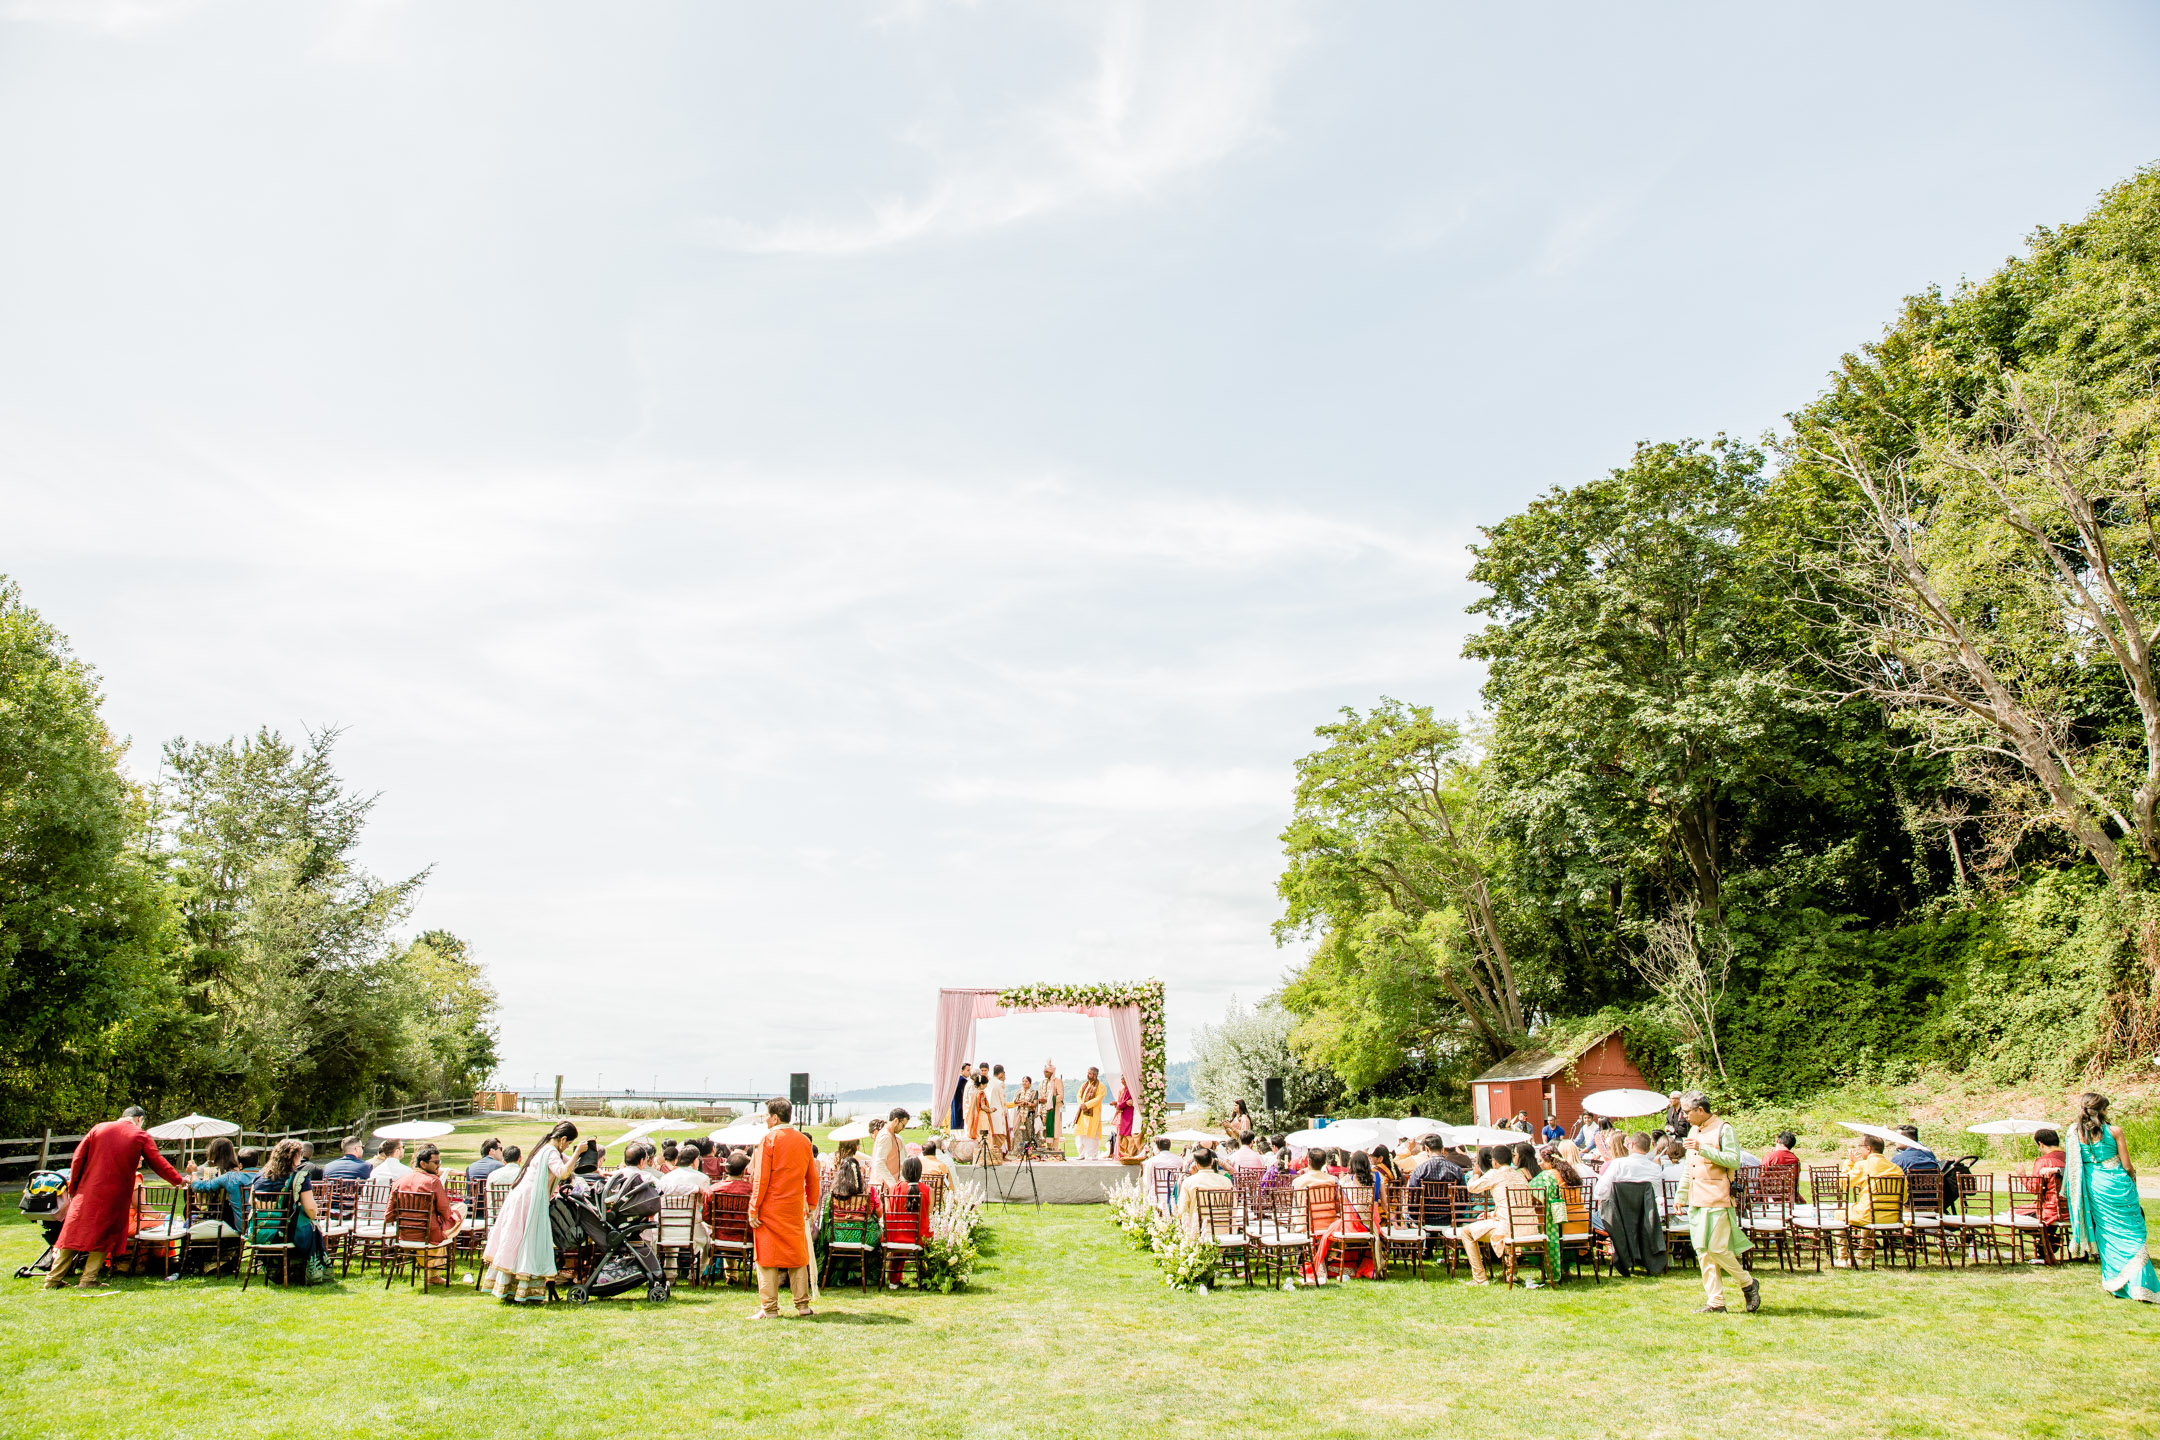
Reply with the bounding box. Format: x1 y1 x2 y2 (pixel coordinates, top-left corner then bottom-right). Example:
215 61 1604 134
923 1181 987 1292
1151 1223 1221 1292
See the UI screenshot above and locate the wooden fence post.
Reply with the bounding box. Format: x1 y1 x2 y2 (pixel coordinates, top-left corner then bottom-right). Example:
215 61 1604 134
37 1128 51 1170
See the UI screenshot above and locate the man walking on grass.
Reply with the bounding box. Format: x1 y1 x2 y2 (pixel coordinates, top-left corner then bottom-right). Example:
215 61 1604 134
1680 1090 1758 1314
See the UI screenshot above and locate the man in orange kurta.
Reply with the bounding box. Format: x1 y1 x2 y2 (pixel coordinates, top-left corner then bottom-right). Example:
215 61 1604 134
746 1097 820 1318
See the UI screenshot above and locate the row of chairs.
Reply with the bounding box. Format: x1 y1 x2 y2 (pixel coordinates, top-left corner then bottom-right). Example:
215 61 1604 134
1740 1165 2064 1271
126 1175 473 1292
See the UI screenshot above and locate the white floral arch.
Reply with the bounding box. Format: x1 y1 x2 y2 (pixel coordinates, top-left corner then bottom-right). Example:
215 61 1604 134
931 981 1167 1141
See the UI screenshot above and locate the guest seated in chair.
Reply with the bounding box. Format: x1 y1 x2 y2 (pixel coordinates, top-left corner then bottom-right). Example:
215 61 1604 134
1175 1149 1234 1235
251 1139 328 1281
189 1144 263 1266
467 1138 506 1190
369 1138 410 1185
717 1151 755 1196
1840 1136 1905 1224
322 1135 373 1184
391 1143 465 1281
1760 1132 1800 1171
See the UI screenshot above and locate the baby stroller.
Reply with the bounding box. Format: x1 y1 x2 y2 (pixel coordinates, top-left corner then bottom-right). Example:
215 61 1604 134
14 1170 67 1279
556 1170 670 1304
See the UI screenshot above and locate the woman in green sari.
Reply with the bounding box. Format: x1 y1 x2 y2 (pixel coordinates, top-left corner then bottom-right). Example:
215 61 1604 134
1525 1143 1569 1281
2064 1092 2157 1304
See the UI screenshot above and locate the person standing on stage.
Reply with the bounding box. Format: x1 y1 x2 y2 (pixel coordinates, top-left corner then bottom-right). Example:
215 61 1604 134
985 1065 1010 1164
45 1106 186 1290
949 1065 971 1133
746 1097 820 1319
1043 1061 1066 1153
1113 1074 1136 1159
1074 1066 1105 1160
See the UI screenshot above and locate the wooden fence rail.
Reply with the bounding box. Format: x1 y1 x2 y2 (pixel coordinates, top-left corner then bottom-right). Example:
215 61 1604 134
0 1097 471 1178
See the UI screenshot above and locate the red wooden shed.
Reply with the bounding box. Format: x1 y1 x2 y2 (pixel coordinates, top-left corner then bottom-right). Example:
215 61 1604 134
1470 1030 1653 1130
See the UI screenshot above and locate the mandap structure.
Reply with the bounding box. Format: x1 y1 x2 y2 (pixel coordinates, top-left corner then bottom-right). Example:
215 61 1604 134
931 981 1167 1144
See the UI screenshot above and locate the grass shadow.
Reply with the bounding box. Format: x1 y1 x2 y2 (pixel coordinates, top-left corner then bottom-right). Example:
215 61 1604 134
804 1311 912 1325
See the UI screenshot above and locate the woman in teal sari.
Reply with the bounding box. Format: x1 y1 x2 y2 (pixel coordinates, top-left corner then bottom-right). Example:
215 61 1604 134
2064 1092 2157 1304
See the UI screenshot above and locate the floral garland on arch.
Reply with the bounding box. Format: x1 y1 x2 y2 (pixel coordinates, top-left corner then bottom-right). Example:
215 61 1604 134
997 979 1167 1138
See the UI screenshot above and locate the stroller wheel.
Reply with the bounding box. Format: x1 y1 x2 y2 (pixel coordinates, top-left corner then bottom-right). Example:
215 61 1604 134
647 1279 671 1303
569 1284 590 1304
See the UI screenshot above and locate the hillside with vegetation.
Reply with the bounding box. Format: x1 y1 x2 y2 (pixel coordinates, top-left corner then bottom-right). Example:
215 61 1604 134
1221 165 2160 1136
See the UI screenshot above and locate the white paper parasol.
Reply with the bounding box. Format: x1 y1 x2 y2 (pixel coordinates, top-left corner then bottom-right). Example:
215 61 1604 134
1159 1128 1229 1144
711 1122 769 1146
1397 1117 1447 1139
1579 1088 1668 1119
1285 1125 1378 1151
1837 1121 1921 1149
373 1121 455 1141
827 1121 873 1142
147 1113 240 1141
1966 1118 2059 1136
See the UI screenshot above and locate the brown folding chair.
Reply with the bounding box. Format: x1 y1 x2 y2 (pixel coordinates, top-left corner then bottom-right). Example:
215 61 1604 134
822 1192 881 1291
347 1180 396 1276
383 1191 458 1293
652 1192 704 1283
1251 1182 1313 1285
239 1190 299 1291
879 1186 929 1289
1301 1181 1347 1282
1499 1187 1551 1287
2005 1174 2063 1265
704 1191 754 1285
1192 1188 1254 1286
1855 1175 1908 1269
1904 1169 1951 1266
1559 1182 1603 1281
1374 1178 1423 1280
132 1182 190 1279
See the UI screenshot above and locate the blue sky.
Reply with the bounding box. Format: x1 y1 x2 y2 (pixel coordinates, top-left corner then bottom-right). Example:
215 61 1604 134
4 1 2158 1096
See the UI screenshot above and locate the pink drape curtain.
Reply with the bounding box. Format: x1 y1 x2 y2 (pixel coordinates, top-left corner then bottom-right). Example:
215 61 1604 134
932 989 1006 1122
933 990 1145 1134
1089 1004 1143 1113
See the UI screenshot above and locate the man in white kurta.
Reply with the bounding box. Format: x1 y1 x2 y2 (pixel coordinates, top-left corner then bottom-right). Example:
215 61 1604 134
986 1066 1010 1163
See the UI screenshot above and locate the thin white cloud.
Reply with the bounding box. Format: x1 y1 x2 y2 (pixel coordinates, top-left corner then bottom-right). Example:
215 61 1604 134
0 0 213 32
700 0 1307 254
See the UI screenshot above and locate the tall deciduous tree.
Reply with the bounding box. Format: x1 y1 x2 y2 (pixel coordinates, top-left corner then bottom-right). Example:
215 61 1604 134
1465 436 1813 926
1276 702 1526 1069
0 580 179 1129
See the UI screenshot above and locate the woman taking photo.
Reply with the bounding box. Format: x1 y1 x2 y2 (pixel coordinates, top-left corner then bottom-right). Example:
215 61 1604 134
2066 1093 2157 1303
482 1121 579 1304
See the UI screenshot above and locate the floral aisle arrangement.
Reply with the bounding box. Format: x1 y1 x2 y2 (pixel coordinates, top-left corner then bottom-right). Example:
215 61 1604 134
922 1181 987 1293
1104 1177 1220 1291
1151 1224 1221 1293
1104 1176 1160 1251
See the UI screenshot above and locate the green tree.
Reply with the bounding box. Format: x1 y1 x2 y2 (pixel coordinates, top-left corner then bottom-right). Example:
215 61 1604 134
159 728 431 1125
0 581 180 1130
1275 702 1527 1071
1465 436 1822 927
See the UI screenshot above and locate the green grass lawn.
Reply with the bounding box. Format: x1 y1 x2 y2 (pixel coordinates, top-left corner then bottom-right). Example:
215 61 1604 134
4 1115 2158 1440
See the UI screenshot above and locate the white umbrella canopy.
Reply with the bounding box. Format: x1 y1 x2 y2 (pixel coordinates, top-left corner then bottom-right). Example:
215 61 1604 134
1967 1118 2059 1136
1838 1121 1921 1150
147 1113 240 1141
1445 1125 1540 1150
1580 1088 1668 1119
827 1121 873 1142
374 1121 455 1142
1159 1128 1229 1144
710 1122 769 1146
1397 1117 1446 1139
1285 1125 1379 1151
609 1120 698 1149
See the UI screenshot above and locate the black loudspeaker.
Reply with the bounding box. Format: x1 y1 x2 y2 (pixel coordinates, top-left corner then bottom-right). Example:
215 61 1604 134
1264 1077 1285 1112
789 1072 810 1107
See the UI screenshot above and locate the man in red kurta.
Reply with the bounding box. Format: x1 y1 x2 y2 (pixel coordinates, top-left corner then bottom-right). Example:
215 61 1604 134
745 1096 819 1318
47 1106 186 1289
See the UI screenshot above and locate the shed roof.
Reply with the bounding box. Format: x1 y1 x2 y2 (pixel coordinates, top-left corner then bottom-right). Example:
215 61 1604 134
1471 1029 1622 1085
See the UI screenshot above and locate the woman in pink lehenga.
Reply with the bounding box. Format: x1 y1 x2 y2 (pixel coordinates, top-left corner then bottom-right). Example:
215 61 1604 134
1112 1078 1136 1160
